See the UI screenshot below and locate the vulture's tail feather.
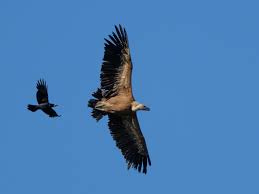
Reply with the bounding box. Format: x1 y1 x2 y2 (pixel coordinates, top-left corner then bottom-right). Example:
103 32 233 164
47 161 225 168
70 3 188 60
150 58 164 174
27 104 39 112
88 88 106 121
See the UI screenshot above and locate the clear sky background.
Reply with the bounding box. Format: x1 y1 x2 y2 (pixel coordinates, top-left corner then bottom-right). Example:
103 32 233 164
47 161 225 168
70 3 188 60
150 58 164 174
0 0 259 193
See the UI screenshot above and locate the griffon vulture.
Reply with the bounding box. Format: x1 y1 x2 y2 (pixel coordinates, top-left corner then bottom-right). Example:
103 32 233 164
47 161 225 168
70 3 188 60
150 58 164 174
88 25 151 174
27 79 60 117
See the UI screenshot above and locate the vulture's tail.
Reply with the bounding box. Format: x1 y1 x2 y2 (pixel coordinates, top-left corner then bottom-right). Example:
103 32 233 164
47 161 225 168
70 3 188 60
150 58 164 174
27 104 39 112
88 88 106 121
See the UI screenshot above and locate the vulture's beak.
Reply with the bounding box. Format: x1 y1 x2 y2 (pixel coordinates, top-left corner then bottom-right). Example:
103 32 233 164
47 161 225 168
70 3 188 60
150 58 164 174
143 106 150 111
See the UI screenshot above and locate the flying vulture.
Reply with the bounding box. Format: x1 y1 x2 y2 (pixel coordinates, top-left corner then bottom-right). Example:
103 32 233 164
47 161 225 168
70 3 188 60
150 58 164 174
88 25 151 174
27 79 60 117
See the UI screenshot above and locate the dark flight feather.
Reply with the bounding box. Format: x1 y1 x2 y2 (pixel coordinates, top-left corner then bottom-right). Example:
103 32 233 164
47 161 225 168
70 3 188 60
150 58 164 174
108 113 151 174
101 24 131 98
36 79 49 104
42 107 60 117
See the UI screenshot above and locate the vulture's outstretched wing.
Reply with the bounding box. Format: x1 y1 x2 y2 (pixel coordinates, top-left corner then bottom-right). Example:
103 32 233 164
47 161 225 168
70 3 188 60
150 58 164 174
101 25 133 98
36 79 49 104
42 107 59 117
108 113 151 174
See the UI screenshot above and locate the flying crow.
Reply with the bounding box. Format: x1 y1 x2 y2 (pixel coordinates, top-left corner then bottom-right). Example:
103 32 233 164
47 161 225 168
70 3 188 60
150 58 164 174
27 79 60 117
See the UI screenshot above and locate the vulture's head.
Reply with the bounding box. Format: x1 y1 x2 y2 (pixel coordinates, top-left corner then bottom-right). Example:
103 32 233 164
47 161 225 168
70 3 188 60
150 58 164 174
131 101 150 112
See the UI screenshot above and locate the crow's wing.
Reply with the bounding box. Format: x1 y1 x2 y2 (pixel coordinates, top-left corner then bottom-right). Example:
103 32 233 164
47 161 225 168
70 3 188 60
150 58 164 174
36 79 49 104
42 107 59 117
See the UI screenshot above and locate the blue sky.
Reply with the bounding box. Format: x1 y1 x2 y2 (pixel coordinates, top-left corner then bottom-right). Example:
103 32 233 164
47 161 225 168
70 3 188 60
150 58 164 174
1 0 259 193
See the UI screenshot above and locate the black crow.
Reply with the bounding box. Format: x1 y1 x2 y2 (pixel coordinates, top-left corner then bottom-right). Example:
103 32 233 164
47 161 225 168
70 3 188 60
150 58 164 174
28 79 60 117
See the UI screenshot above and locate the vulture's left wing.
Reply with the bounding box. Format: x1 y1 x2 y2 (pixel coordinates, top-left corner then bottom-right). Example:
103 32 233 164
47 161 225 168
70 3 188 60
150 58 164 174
101 25 133 98
108 113 151 174
36 79 49 104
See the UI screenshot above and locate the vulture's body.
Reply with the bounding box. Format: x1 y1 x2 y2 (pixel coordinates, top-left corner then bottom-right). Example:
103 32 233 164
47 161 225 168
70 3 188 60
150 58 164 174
27 79 60 118
88 25 151 174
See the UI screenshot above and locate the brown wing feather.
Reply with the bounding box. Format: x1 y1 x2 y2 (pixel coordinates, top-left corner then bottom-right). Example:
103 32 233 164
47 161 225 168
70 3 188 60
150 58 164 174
108 113 151 174
101 25 133 98
36 79 49 104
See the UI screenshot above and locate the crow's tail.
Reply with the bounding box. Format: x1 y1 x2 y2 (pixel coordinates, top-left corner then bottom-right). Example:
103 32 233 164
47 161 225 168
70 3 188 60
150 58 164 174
27 104 39 112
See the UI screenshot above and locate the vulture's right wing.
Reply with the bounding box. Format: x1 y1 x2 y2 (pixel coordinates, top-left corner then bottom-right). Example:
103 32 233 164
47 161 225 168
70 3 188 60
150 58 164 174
108 112 151 174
